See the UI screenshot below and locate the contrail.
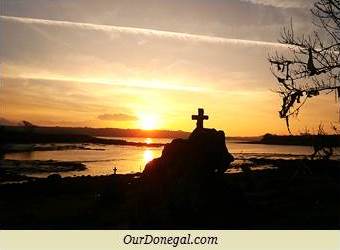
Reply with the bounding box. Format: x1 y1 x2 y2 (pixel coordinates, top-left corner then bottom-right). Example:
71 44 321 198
0 15 288 48
240 0 311 8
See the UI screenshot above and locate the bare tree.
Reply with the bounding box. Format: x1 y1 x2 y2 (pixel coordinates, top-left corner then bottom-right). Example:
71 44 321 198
269 0 340 133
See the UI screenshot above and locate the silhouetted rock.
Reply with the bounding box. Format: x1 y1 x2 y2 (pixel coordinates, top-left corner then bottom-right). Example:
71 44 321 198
143 128 234 181
47 173 62 182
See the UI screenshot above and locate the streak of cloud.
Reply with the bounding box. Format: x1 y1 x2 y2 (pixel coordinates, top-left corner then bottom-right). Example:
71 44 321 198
97 113 137 121
2 75 209 93
0 15 288 48
241 0 313 8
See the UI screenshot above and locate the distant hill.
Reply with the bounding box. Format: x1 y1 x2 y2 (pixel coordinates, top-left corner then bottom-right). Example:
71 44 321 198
1 124 266 140
0 117 19 126
1 125 190 139
257 133 340 146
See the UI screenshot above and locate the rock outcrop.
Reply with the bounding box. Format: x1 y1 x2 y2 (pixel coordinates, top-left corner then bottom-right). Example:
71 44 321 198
143 128 234 181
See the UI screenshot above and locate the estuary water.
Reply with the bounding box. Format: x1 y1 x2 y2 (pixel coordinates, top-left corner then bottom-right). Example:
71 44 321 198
4 137 338 177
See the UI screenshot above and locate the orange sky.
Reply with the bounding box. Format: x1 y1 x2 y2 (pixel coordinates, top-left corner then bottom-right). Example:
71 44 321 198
1 0 338 136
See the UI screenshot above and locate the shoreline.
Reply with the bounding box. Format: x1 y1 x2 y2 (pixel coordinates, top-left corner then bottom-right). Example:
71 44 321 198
1 157 339 183
0 157 339 229
0 159 87 184
0 132 165 154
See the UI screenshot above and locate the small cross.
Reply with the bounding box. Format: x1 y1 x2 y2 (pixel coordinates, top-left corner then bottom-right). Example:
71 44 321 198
113 167 117 175
192 108 208 130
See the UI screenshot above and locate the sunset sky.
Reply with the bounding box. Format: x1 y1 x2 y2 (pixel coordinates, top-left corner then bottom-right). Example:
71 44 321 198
1 0 339 136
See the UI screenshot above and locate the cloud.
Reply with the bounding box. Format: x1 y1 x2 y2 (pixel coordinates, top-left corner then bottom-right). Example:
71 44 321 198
97 113 137 121
0 15 288 48
2 74 208 93
241 0 313 8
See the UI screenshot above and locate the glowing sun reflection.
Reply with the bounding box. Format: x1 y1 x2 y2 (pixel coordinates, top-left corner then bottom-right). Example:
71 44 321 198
143 150 153 163
145 138 152 144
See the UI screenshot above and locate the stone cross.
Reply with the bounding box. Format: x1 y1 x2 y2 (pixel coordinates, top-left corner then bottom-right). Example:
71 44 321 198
113 167 117 175
192 108 208 130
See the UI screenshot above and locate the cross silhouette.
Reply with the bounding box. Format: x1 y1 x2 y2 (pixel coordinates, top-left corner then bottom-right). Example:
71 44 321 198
113 167 117 175
192 108 208 130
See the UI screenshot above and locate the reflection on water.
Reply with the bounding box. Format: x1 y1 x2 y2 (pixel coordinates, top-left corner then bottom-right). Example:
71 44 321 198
143 150 153 163
4 137 340 178
145 138 152 144
5 144 162 177
19 151 35 160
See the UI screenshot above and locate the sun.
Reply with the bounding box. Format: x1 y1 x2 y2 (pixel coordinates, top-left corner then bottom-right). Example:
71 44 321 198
139 115 157 130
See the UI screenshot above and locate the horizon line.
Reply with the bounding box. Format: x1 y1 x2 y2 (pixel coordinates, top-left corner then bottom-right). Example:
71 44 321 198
0 124 292 137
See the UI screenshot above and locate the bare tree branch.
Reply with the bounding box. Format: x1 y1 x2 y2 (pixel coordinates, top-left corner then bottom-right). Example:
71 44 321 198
269 0 340 132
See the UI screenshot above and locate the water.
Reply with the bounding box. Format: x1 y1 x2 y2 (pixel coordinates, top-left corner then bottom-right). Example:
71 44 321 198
4 137 339 177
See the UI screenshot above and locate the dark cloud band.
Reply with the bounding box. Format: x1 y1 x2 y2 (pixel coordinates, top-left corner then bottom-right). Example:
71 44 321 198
97 113 137 121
